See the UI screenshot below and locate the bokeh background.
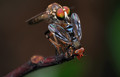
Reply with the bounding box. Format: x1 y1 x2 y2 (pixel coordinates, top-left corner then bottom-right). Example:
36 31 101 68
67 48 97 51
0 0 119 77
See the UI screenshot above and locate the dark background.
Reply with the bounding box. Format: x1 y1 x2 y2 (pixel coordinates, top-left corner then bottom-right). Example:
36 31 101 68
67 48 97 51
0 0 119 77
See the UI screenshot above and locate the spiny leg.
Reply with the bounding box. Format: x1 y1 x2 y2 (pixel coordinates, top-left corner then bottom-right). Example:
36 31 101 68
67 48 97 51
44 30 62 55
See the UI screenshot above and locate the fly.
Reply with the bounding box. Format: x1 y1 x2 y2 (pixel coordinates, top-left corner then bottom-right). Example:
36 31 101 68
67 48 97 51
26 3 84 59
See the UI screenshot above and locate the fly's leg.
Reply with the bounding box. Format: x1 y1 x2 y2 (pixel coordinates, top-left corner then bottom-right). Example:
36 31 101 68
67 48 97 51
44 30 62 55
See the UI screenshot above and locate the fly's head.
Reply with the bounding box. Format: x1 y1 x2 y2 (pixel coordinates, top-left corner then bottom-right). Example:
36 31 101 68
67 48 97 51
46 3 71 24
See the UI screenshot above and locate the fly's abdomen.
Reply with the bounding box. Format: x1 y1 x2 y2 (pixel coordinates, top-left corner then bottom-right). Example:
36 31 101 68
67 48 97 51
66 24 75 40
66 24 80 49
73 40 81 49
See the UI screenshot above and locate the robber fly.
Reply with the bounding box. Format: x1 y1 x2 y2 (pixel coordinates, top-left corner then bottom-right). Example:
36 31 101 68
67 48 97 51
26 3 84 59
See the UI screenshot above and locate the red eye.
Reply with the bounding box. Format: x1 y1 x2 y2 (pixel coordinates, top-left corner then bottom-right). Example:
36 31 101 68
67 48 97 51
63 6 70 15
56 8 65 20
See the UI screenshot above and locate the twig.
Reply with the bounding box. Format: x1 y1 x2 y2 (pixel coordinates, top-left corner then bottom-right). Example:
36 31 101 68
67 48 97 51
4 54 77 77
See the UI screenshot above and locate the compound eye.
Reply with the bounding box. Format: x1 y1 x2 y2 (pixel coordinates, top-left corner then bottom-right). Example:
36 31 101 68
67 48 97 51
56 8 65 20
63 6 71 16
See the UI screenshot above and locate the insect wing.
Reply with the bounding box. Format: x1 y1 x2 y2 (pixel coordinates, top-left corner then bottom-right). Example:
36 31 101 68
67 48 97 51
48 23 71 44
71 13 82 40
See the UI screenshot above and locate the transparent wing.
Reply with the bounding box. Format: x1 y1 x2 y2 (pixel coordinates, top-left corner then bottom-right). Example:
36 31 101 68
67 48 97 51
26 12 48 25
48 23 71 44
71 13 82 40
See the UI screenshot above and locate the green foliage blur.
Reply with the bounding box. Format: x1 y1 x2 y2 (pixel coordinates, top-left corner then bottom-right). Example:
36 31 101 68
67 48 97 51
24 58 87 77
108 2 120 77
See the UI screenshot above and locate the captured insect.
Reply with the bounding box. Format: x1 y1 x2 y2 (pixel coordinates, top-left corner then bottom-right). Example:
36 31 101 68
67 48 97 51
26 3 84 59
